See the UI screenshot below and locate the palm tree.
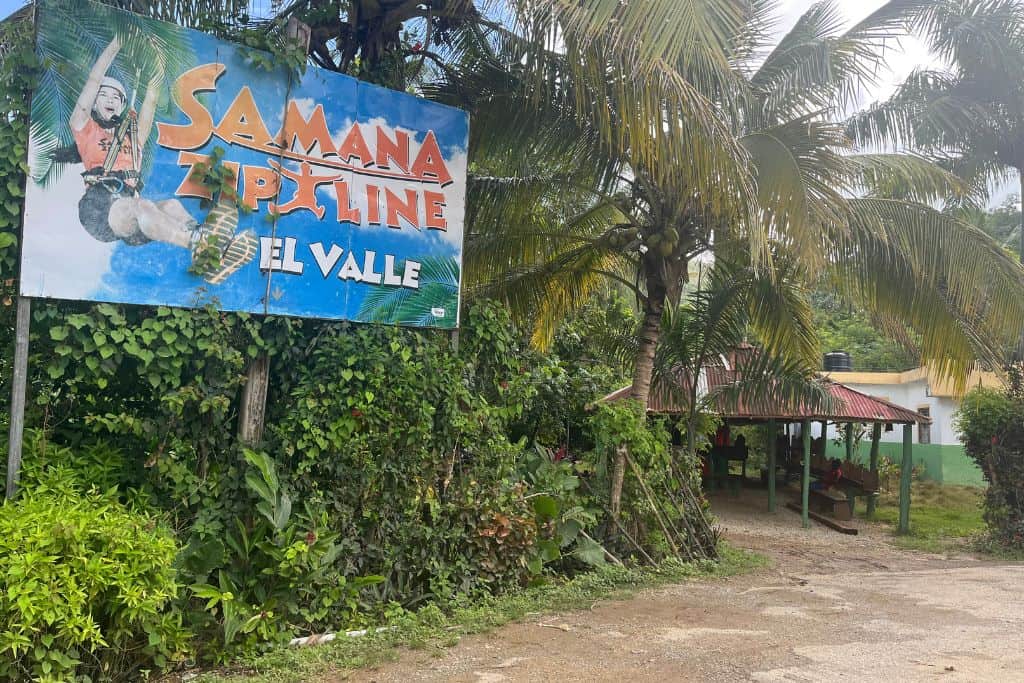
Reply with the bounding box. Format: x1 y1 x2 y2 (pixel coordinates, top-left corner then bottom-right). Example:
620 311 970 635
426 0 767 514
271 0 485 88
847 0 1024 260
612 253 834 458
439 0 1024 513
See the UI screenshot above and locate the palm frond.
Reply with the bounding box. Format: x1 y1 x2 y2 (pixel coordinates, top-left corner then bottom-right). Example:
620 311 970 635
647 262 826 418
741 116 852 267
845 152 975 204
830 197 1024 387
747 0 922 124
911 0 1024 76
707 351 835 417
357 256 460 327
491 1 760 238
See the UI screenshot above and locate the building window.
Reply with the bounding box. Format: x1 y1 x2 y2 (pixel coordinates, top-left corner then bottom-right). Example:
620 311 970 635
918 406 931 445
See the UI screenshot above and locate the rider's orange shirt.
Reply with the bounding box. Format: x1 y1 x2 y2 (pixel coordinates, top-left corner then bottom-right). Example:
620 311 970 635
72 117 137 172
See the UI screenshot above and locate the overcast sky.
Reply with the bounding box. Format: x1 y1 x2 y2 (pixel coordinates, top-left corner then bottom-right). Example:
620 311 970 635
776 0 935 104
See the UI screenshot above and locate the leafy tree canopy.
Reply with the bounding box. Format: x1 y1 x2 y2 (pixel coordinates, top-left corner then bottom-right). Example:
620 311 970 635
963 196 1022 260
810 290 919 372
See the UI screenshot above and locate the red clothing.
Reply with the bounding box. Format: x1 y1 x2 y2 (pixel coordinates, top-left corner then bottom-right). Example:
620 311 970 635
72 117 138 173
822 466 843 489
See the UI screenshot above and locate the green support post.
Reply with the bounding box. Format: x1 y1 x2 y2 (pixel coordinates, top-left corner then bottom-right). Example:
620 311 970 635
767 419 777 512
866 422 881 518
845 423 854 462
801 419 811 528
898 423 913 534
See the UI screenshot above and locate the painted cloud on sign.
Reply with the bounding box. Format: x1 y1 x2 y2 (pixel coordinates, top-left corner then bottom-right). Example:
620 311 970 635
21 163 116 299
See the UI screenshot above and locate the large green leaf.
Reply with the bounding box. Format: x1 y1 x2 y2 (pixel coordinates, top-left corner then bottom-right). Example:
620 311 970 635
572 535 607 566
357 255 460 327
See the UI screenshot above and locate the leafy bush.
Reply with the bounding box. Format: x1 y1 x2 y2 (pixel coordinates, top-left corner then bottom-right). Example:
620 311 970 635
42 301 544 662
2 292 653 661
3 429 130 496
956 386 1024 548
0 482 187 681
520 445 605 572
267 302 541 604
587 401 714 560
512 292 635 449
179 450 381 661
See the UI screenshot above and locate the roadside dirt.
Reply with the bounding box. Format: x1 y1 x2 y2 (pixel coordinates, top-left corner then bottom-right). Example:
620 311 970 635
338 489 1024 683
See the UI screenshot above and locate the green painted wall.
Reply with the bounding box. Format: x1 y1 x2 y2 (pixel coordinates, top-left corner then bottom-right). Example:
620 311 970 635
825 441 985 487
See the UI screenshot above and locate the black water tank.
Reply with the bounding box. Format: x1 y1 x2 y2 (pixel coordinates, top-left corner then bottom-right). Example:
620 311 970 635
823 351 852 371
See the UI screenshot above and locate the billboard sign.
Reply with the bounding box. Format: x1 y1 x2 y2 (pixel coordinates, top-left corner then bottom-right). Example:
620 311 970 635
21 0 468 328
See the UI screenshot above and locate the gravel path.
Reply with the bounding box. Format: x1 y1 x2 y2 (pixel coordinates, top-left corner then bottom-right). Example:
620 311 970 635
341 488 1024 683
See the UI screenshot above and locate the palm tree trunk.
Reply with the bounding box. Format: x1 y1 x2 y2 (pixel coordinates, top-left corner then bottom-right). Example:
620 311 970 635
1018 169 1024 362
630 294 666 404
610 272 668 518
1019 170 1023 264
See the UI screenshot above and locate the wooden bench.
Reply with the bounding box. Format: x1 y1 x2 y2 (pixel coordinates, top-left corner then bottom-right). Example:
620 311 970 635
707 449 744 495
809 455 880 517
808 487 852 521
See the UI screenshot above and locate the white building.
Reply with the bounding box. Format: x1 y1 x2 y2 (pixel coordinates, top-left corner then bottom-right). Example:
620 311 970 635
816 367 999 486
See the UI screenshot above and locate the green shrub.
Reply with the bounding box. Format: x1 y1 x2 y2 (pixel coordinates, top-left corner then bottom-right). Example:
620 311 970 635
178 450 382 661
0 483 187 681
4 429 130 495
3 297 615 660
956 386 1024 548
586 401 715 560
519 444 604 573
261 302 541 605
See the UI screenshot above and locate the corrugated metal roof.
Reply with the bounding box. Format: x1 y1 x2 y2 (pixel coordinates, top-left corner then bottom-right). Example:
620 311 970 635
600 369 930 424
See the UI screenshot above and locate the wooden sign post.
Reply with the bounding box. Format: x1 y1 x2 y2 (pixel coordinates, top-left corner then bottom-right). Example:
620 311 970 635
238 353 270 446
6 296 31 498
236 18 311 448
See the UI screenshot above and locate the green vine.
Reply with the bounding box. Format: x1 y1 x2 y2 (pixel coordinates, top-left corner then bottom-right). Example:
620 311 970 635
186 146 257 277
0 12 39 286
200 15 309 80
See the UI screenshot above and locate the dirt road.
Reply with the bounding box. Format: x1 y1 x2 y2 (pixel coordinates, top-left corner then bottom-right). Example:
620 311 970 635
343 490 1024 682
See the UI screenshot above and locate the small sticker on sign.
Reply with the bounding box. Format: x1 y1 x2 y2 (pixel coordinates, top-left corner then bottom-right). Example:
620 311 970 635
431 307 446 317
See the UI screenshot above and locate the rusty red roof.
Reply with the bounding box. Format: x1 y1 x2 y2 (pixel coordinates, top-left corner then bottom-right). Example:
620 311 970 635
601 371 929 424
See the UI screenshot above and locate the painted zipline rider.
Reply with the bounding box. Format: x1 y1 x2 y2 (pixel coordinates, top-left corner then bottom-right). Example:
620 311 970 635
67 34 256 284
